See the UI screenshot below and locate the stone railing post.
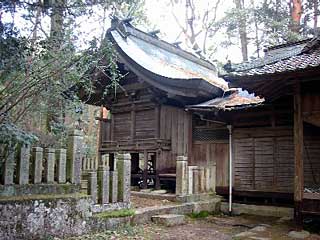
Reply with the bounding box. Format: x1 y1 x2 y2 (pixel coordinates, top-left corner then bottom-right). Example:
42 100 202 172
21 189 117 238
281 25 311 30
67 129 83 185
3 144 15 185
110 170 118 203
32 147 43 184
209 164 216 193
192 167 200 194
98 165 110 204
88 171 97 204
187 166 197 195
204 167 211 192
45 148 55 183
117 153 131 203
18 144 30 185
199 166 205 193
176 156 188 196
57 149 67 183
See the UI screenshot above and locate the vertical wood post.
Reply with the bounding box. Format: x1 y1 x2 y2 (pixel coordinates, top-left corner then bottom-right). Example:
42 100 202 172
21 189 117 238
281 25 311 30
294 82 304 226
110 113 114 142
143 150 148 189
155 105 160 139
131 104 136 141
155 151 161 190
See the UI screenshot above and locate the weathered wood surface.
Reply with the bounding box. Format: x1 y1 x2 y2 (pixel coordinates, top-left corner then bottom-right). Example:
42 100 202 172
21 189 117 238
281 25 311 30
233 125 320 194
294 83 303 204
233 127 295 193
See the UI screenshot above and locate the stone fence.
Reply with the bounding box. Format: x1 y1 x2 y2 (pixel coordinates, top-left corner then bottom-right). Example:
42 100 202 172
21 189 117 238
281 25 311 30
0 130 83 197
176 156 216 197
87 153 131 210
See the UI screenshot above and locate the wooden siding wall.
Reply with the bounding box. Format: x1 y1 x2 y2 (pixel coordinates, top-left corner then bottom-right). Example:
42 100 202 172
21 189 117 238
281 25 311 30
233 126 320 193
135 109 155 139
114 112 131 141
159 105 192 171
108 86 157 142
233 127 294 192
304 135 320 189
191 141 229 188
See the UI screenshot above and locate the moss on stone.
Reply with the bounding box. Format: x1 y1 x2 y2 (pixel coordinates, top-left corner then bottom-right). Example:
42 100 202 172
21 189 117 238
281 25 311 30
95 209 135 219
187 211 210 219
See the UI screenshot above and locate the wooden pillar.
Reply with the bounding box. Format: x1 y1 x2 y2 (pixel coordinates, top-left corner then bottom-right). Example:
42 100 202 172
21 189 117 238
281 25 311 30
96 107 104 166
109 153 115 171
155 151 161 190
110 111 114 142
142 150 148 189
293 82 304 227
155 105 160 139
131 104 136 141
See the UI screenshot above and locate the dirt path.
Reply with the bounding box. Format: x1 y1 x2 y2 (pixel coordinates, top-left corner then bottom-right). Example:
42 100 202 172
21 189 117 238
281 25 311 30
66 214 320 240
130 195 177 209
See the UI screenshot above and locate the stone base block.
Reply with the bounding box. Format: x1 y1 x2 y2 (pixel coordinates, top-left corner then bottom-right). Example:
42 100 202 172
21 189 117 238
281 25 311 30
151 214 185 226
220 202 294 218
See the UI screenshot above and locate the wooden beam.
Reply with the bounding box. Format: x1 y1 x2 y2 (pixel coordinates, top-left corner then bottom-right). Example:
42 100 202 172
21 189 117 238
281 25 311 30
293 81 304 227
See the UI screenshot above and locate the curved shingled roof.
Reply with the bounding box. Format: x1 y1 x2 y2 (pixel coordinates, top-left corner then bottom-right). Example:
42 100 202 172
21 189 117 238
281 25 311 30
107 18 228 100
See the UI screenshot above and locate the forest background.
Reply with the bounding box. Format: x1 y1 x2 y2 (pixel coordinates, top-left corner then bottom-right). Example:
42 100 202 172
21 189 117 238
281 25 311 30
0 0 317 162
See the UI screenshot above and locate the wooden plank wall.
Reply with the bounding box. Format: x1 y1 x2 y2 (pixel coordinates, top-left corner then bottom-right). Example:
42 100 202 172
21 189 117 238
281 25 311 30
108 85 157 142
191 142 229 188
159 105 192 171
135 109 155 139
233 127 294 192
304 135 320 189
113 112 131 141
233 126 320 193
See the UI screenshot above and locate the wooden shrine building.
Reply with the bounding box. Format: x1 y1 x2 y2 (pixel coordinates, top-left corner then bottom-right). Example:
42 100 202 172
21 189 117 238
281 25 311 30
189 38 320 223
78 17 229 190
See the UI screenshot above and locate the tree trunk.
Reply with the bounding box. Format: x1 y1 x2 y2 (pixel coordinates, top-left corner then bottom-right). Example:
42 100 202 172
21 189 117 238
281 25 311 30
291 0 302 33
314 0 318 31
235 0 248 61
251 0 260 58
46 0 66 133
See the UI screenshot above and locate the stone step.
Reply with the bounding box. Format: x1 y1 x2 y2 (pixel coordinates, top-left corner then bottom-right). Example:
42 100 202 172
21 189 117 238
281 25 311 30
151 214 185 226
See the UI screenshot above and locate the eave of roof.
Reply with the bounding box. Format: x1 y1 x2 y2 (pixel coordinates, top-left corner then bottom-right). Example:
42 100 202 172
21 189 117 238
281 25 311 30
186 89 264 111
107 18 228 100
223 37 320 99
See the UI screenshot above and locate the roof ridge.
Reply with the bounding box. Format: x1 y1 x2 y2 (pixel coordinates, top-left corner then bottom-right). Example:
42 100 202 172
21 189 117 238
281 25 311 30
266 38 311 51
109 17 217 72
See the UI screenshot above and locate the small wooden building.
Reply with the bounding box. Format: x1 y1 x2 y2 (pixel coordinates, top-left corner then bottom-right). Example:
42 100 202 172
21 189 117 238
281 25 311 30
190 38 320 222
79 18 228 190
